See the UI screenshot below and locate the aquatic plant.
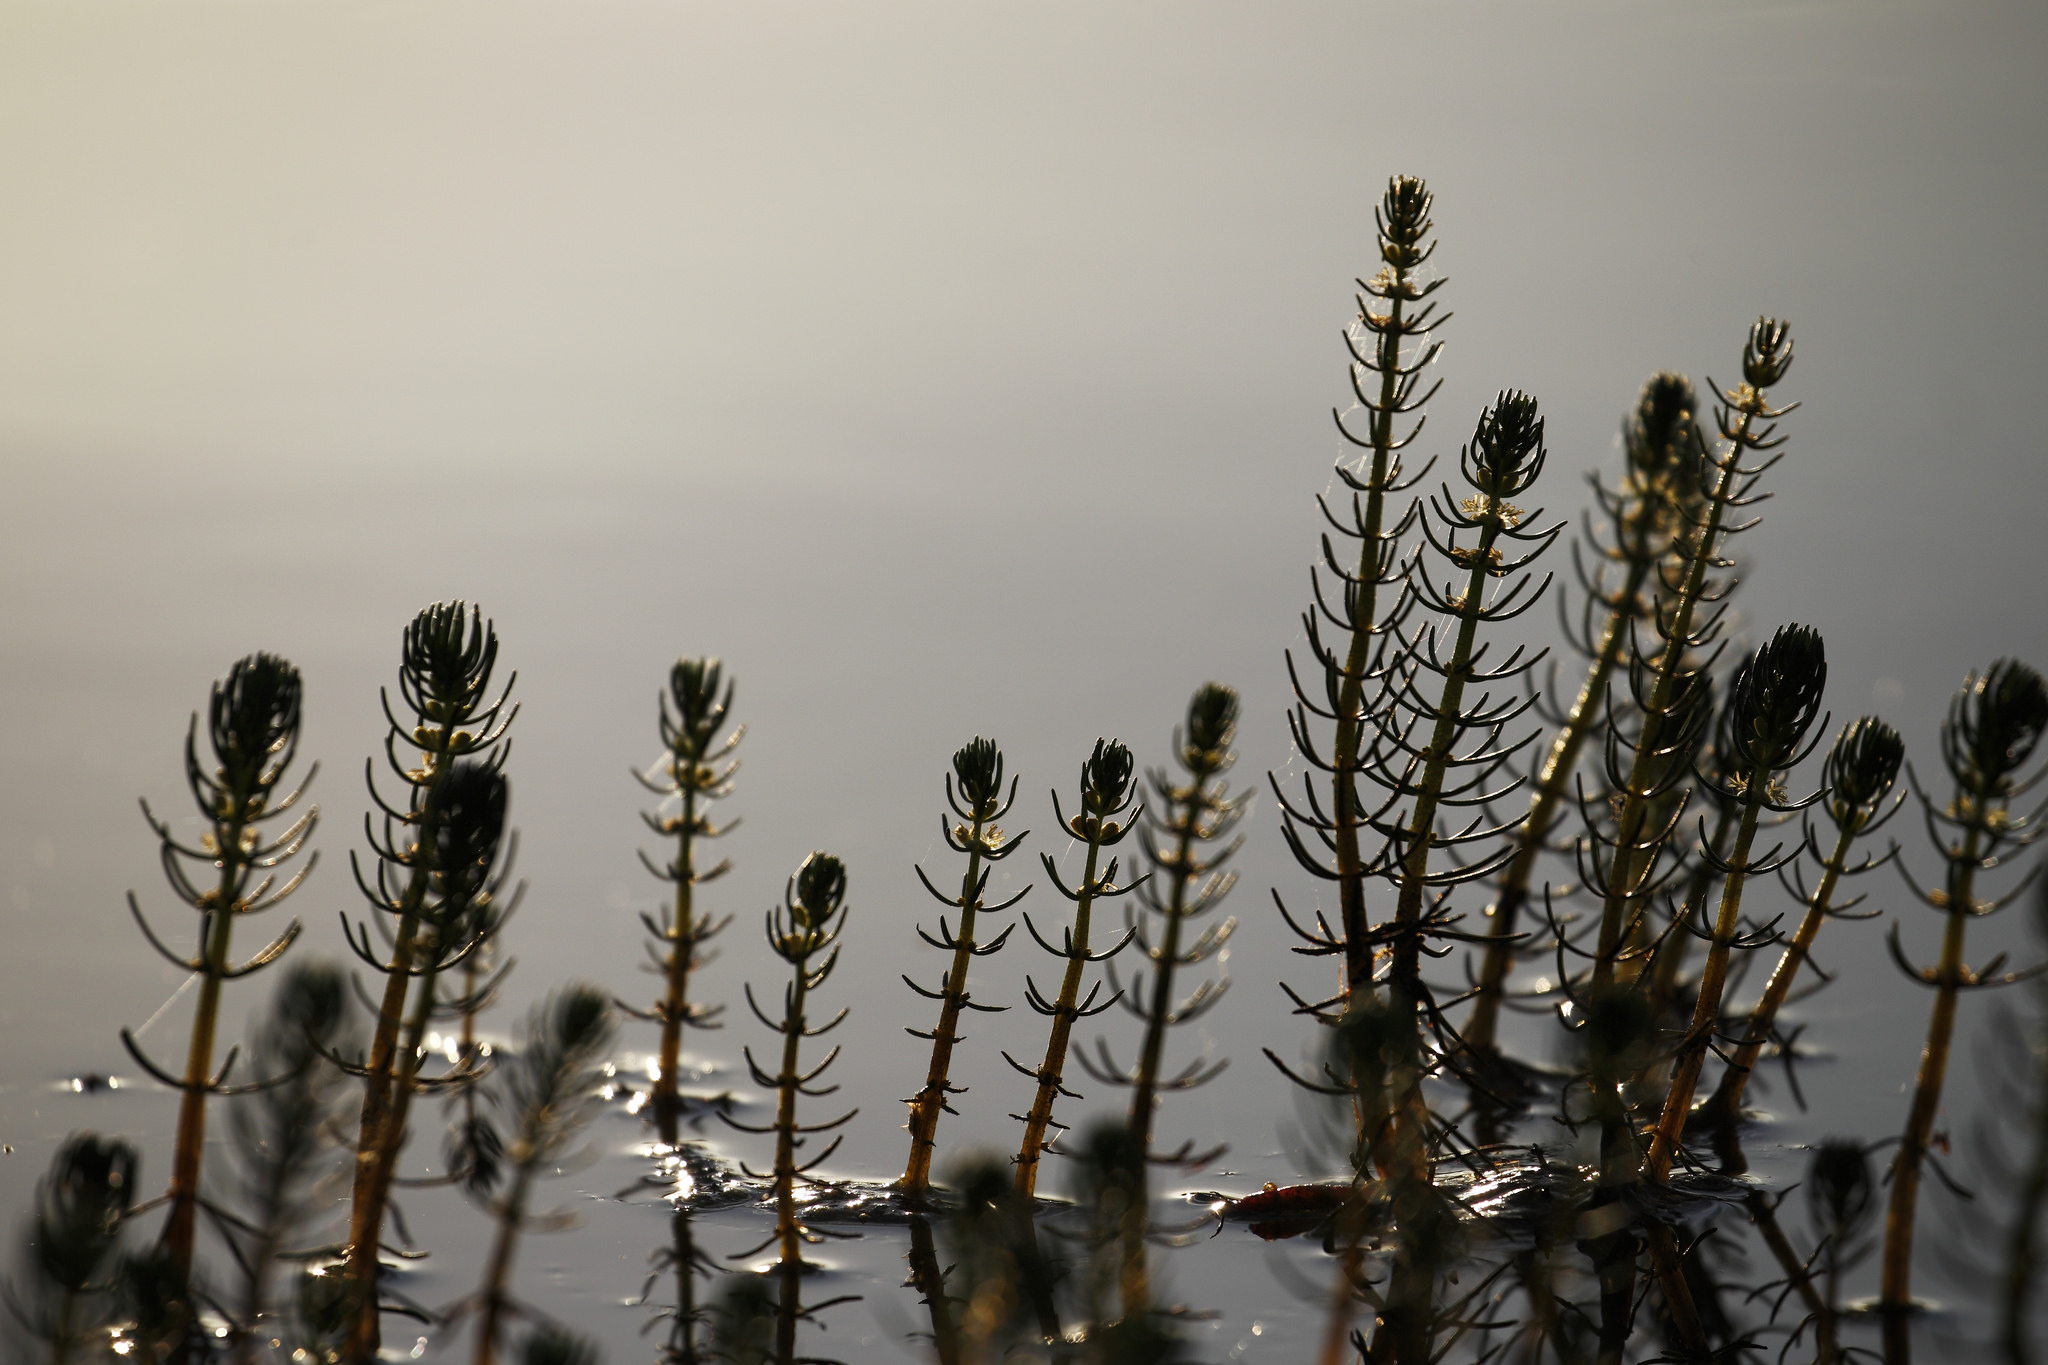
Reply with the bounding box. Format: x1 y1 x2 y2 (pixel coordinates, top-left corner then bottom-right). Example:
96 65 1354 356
121 652 318 1288
5 1134 138 1365
1883 658 2048 1355
1699 715 1903 1131
1084 683 1242 1317
1353 390 1560 1363
339 601 517 1357
1008 738 1142 1200
463 984 616 1365
1585 319 1795 993
630 658 741 1146
725 852 859 1362
1644 623 1830 1180
901 739 1029 1202
1465 373 1697 1054
1273 173 1445 1013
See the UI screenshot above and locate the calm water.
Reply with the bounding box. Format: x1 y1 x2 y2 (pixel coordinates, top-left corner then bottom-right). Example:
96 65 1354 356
3 1 2046 1359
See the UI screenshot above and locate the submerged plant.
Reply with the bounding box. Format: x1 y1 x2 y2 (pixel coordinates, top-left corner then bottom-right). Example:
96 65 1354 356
1085 683 1243 1318
464 985 616 1365
340 601 517 1357
631 658 741 1146
1273 173 1447 1013
901 740 1029 1202
1700 715 1903 1131
121 652 318 1288
1883 658 2048 1356
217 960 357 1361
725 852 858 1363
1008 738 1142 1200
6 1134 138 1365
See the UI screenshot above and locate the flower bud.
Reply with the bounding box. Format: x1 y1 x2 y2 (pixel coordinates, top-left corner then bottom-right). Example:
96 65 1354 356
1741 317 1795 390
1727 624 1829 777
1467 391 1547 496
1624 371 1698 482
1378 175 1434 270
402 600 499 716
1183 683 1239 770
667 657 730 752
952 737 1006 813
1822 716 1904 827
1950 658 2048 792
1081 738 1136 817
211 652 301 785
792 850 846 928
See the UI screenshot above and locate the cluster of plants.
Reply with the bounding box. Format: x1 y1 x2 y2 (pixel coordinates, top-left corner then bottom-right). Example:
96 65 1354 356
10 173 2048 1365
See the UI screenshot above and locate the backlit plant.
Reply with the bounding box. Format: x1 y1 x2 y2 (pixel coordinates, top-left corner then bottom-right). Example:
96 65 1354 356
121 653 318 1295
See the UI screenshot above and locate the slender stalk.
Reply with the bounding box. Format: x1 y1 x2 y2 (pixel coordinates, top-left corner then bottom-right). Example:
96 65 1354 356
342 603 515 1358
472 1162 532 1365
1322 177 1447 1001
1883 661 2048 1357
902 739 1025 1201
123 655 315 1287
1882 819 1984 1353
468 986 615 1365
1645 782 1767 1180
907 1214 960 1365
724 854 857 1365
1467 373 1696 1053
1703 825 1849 1125
1011 826 1101 1194
1114 684 1243 1319
639 659 740 1147
1465 560 1640 1048
1593 325 1798 991
1013 740 1138 1200
1703 718 1902 1128
1647 625 1829 1182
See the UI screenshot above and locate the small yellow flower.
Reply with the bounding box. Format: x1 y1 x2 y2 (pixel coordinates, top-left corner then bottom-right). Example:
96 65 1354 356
1460 495 1525 527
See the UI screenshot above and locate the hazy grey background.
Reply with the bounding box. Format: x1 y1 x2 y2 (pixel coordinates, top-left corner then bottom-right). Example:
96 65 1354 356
1 0 2044 1353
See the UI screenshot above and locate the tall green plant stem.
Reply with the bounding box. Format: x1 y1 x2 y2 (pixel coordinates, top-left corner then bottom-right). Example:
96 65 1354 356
1014 831 1106 1200
1385 496 1507 1123
1646 776 1769 1182
655 779 700 1145
1330 281 1415 1000
1370 497 1498 1364
161 797 259 1274
1700 821 1857 1127
1592 415 1753 987
357 939 451 1296
1468 567 1647 1050
470 1160 533 1365
1881 821 1983 1343
344 730 457 1356
901 809 991 1200
1746 1189 1832 1362
767 934 816 1364
906 1215 960 1365
1119 787 1203 1318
